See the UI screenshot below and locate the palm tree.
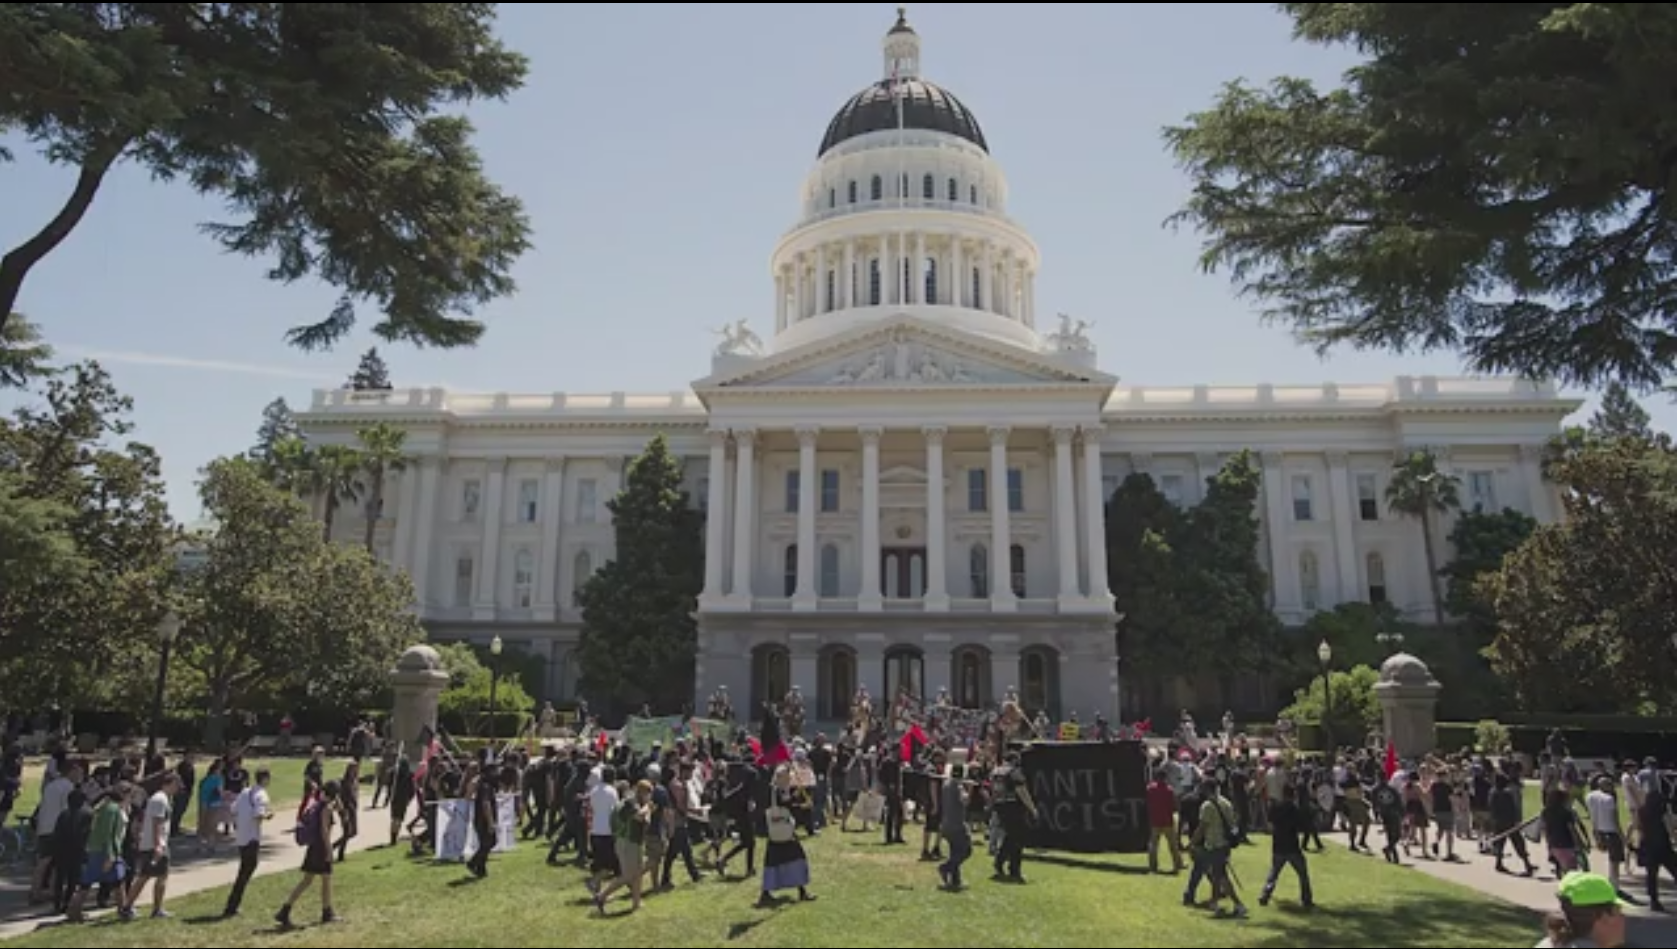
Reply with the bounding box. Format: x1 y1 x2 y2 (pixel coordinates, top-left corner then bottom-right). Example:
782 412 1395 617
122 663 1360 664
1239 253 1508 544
355 423 408 553
1384 449 1461 626
0 313 53 388
310 444 365 543
263 436 314 493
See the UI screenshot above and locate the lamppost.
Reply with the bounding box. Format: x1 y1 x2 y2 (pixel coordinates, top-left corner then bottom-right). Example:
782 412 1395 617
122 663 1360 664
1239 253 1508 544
1376 627 1405 655
1316 639 1334 753
487 635 503 740
147 612 181 757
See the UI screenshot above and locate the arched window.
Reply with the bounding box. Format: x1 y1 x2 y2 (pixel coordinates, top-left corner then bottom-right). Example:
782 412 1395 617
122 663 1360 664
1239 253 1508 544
971 267 982 309
848 180 858 203
819 543 840 597
968 543 988 597
571 550 592 606
870 175 883 201
1366 552 1387 603
783 545 798 597
947 177 958 201
922 173 934 199
1299 551 1320 611
1009 544 1026 597
513 549 534 608
868 258 882 305
884 646 923 701
823 649 855 719
923 257 938 304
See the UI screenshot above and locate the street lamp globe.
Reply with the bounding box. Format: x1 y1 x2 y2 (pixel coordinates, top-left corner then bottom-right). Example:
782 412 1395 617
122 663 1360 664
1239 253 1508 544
1317 640 1332 664
490 635 503 656
157 612 181 644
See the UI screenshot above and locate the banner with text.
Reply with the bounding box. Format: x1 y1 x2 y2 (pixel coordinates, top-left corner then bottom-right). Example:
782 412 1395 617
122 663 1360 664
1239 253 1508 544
1021 740 1149 853
433 794 517 861
622 715 688 749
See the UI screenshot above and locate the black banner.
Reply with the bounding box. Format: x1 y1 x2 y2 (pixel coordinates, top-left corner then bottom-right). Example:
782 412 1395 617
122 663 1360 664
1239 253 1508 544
1021 740 1149 853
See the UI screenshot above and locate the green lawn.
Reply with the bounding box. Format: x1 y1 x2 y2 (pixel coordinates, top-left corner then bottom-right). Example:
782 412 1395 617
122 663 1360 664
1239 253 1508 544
8 757 318 832
0 825 1539 947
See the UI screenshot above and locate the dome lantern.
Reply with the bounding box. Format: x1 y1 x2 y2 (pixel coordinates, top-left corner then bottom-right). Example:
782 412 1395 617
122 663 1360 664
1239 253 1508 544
883 6 920 81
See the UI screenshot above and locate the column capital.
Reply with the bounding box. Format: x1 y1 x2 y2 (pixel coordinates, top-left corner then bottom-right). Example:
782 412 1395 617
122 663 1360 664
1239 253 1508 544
1079 424 1104 444
858 425 883 444
706 428 729 446
1260 450 1284 465
921 425 946 445
1129 452 1152 472
795 425 820 446
1325 450 1349 467
987 425 1010 446
544 456 567 472
485 455 507 470
1518 443 1545 461
1195 451 1220 469
1051 425 1077 444
732 427 756 446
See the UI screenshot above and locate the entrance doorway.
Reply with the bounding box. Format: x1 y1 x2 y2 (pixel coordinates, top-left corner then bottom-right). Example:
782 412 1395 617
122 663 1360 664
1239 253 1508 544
881 547 926 598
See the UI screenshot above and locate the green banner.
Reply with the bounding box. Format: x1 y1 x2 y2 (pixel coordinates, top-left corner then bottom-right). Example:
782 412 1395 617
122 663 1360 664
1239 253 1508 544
689 717 731 744
622 715 683 749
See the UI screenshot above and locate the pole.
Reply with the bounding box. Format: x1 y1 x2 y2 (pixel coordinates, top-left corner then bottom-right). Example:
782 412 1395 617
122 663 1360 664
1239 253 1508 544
146 638 172 757
488 653 500 741
1321 659 1334 753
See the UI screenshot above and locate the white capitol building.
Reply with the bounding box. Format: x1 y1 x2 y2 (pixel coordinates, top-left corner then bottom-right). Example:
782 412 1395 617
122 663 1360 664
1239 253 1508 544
297 10 1576 721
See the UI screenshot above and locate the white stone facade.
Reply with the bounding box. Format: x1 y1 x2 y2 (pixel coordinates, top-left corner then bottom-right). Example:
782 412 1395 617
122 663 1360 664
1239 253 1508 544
294 13 1578 721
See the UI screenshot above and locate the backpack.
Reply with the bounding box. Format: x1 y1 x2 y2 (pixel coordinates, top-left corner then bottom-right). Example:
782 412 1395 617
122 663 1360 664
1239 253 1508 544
294 798 321 846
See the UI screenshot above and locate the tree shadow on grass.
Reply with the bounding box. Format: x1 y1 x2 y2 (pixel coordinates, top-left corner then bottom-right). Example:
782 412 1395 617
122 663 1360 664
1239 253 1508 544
1243 892 1540 947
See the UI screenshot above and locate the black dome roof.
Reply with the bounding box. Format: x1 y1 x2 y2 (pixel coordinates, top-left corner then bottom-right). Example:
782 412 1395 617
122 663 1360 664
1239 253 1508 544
817 78 987 157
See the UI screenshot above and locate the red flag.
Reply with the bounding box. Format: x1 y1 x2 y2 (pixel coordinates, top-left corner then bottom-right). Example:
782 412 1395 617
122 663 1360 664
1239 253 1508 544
1383 741 1398 779
899 722 927 762
758 704 790 766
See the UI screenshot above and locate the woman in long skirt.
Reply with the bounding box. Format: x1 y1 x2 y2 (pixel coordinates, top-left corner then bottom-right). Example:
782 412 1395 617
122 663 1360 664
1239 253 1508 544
759 766 814 908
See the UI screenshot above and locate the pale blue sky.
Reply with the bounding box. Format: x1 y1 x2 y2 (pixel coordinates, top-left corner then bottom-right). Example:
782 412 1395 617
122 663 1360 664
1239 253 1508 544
4 3 1671 518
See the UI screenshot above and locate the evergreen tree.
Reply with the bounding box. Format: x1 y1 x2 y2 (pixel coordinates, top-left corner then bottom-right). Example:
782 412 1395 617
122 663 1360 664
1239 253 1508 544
348 347 393 390
575 435 704 712
251 397 300 462
1588 383 1651 438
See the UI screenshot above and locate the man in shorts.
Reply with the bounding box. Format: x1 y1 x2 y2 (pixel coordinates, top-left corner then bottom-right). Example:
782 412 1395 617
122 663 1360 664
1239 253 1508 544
119 772 177 919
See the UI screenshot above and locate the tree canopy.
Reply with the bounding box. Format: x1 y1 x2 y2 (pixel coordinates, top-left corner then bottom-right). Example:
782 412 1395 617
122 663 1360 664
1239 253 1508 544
0 3 530 348
348 348 393 390
575 435 703 713
1166 3 1677 388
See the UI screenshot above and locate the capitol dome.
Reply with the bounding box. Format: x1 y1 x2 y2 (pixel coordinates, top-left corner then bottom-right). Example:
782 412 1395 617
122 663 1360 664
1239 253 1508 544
818 77 987 157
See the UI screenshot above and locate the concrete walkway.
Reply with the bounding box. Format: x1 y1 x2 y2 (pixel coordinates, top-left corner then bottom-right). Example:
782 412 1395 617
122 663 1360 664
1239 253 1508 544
1326 833 1677 942
0 810 387 941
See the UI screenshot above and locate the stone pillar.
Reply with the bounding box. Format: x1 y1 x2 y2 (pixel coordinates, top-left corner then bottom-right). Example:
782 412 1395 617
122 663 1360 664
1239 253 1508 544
533 456 565 620
390 468 415 572
987 426 1015 610
1326 452 1359 604
1260 451 1293 613
473 456 506 620
858 426 882 609
389 645 450 762
922 426 949 609
793 426 819 609
700 431 729 604
1080 427 1111 602
729 429 756 603
1052 426 1080 601
1374 652 1442 759
1519 444 1554 521
409 458 441 607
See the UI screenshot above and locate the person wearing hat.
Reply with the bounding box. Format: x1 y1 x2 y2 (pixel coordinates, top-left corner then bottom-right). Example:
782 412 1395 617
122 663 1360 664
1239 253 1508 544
1536 871 1627 946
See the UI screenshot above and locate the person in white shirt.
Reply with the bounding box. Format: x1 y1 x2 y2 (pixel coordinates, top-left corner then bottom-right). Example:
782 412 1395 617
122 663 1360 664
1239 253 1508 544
1585 775 1629 894
223 768 273 917
28 763 79 902
120 773 179 919
586 766 621 888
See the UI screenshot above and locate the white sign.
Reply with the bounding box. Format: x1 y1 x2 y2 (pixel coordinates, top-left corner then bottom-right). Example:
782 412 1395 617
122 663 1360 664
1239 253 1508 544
433 794 517 861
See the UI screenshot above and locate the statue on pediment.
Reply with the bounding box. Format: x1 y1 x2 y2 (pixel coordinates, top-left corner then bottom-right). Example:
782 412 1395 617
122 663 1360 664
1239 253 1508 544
1048 313 1093 351
712 318 763 356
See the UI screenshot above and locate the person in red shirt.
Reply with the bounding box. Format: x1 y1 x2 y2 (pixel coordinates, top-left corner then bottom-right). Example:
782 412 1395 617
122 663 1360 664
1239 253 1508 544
1147 769 1183 873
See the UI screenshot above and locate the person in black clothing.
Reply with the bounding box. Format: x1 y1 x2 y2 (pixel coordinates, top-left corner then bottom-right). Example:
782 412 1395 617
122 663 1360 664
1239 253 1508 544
717 762 758 876
878 752 905 844
1371 775 1404 863
807 739 833 830
1428 772 1457 860
989 752 1038 882
522 752 552 839
660 759 703 887
1490 772 1538 875
170 757 194 837
465 765 505 878
1258 782 1313 908
50 790 90 913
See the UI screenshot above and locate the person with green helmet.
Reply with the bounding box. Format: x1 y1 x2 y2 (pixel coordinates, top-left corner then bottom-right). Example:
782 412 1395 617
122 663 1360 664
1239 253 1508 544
1537 871 1629 947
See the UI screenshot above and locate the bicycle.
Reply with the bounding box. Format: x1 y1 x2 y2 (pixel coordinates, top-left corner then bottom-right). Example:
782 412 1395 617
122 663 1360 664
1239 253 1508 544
0 814 34 866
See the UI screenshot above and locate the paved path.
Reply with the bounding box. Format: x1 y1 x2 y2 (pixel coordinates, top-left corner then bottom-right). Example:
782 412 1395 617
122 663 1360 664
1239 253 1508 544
0 809 387 941
1325 833 1677 941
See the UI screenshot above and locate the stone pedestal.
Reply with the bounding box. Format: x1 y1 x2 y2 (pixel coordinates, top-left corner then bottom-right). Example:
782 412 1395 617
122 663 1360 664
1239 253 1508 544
389 644 450 761
1373 652 1442 760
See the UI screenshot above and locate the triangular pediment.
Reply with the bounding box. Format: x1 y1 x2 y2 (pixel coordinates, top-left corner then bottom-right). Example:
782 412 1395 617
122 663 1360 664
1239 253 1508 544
694 316 1111 392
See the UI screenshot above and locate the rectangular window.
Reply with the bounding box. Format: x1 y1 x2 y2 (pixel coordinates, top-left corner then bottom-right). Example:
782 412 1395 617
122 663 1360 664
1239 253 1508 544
575 478 597 523
1467 470 1496 511
461 479 481 518
453 556 473 605
517 479 538 522
1159 474 1184 506
1356 473 1379 520
1006 468 1023 512
820 469 840 512
1291 474 1313 521
967 468 986 511
785 470 799 512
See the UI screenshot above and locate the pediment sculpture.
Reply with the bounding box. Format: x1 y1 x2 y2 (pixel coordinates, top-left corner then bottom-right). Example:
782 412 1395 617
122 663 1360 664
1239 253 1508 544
1046 313 1093 351
826 340 973 384
712 318 764 356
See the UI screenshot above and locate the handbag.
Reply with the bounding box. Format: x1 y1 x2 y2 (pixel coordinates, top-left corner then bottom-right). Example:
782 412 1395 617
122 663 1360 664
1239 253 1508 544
765 806 795 843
